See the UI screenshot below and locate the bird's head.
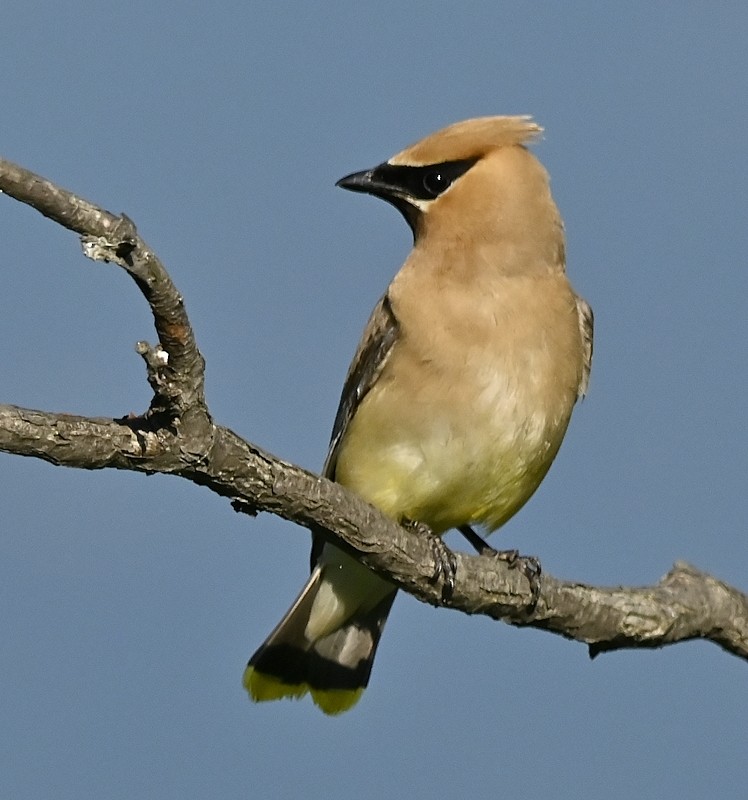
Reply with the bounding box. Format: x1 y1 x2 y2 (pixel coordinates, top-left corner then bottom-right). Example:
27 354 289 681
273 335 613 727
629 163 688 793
337 116 564 272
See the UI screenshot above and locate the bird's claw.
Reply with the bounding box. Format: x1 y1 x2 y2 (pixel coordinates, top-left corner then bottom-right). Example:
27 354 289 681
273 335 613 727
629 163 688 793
403 519 457 602
500 550 542 611
430 537 458 602
457 527 540 610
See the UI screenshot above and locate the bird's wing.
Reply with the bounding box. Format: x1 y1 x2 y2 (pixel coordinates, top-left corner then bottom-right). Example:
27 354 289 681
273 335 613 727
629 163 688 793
576 296 594 398
323 292 400 480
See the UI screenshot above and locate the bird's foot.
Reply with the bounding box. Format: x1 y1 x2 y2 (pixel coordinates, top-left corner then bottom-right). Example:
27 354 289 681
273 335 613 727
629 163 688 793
458 526 541 610
403 519 457 602
503 551 542 610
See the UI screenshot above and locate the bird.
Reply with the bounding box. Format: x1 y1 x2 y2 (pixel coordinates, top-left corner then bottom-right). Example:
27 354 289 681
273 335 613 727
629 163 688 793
243 115 593 715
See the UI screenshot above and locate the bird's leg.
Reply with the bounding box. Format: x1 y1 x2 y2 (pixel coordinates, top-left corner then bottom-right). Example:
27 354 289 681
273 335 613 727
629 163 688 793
402 519 457 602
457 524 504 556
458 525 541 609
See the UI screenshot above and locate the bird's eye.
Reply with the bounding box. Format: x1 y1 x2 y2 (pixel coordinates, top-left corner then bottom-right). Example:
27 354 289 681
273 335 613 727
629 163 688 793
367 157 477 209
422 170 450 197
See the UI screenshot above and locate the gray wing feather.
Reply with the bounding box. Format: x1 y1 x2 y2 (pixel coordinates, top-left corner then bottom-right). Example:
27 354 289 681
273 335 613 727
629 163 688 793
323 293 400 479
576 296 594 398
311 294 399 570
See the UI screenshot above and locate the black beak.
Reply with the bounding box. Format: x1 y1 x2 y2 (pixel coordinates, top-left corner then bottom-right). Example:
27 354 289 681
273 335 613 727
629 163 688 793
335 162 422 239
335 169 377 194
335 164 407 204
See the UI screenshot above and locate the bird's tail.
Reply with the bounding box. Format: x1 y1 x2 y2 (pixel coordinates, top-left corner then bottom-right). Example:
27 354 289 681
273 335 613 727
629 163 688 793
243 559 396 715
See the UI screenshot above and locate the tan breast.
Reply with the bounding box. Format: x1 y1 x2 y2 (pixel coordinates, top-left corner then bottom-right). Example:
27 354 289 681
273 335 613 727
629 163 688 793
334 257 584 533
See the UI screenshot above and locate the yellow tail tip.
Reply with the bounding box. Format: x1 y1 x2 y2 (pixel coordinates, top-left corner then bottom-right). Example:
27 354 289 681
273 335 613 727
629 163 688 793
243 665 307 703
310 687 364 715
243 666 364 715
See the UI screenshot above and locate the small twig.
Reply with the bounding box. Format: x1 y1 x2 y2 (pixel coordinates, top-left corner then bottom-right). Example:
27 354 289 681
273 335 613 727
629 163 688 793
0 157 206 420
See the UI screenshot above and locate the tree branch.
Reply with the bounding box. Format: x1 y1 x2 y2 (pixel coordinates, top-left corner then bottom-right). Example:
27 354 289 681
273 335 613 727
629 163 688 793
1 156 746 664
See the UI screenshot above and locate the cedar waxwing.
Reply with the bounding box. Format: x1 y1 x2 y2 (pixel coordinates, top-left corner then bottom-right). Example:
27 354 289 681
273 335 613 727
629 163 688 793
244 116 593 715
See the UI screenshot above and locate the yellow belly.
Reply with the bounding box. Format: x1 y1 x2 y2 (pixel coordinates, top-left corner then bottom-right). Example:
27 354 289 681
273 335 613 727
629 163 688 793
333 365 573 534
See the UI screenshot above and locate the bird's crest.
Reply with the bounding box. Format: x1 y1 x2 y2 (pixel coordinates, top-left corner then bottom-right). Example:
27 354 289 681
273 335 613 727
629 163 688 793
389 116 542 167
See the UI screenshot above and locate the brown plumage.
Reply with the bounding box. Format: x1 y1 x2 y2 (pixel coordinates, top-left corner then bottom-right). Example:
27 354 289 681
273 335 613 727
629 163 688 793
244 116 593 714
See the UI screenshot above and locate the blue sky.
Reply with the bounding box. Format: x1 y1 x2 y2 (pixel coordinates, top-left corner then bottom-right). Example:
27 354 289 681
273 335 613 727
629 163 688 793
1 3 746 798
